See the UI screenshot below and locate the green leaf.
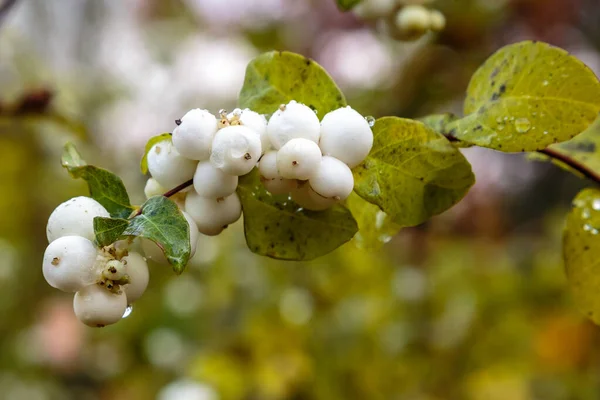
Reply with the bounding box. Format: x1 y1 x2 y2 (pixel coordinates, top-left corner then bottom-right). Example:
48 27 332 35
448 41 600 152
122 196 191 274
140 133 172 174
346 192 401 250
336 0 362 11
353 117 475 227
563 188 600 325
237 170 358 260
93 217 129 247
544 116 600 177
419 113 473 148
61 143 134 219
238 51 346 120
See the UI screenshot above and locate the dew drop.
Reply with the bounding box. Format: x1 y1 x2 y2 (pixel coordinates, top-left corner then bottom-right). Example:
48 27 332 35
542 80 549 86
496 117 503 123
514 118 531 133
123 305 133 318
497 125 505 131
543 131 548 135
584 224 592 231
593 199 600 211
365 116 376 127
582 209 591 219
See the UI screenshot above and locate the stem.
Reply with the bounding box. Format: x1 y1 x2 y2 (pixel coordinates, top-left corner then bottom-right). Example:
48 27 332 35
130 179 193 218
0 0 18 26
162 178 193 198
444 134 600 185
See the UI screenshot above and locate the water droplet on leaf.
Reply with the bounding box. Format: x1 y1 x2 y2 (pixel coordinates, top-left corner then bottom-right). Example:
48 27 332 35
365 116 376 127
514 118 531 133
123 305 133 318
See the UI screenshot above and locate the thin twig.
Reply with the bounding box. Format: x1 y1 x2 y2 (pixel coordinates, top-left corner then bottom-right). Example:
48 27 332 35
130 178 193 218
443 134 600 185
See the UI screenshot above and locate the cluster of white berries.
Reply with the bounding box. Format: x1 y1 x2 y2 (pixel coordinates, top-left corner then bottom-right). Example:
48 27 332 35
354 0 446 41
144 101 373 241
43 197 150 327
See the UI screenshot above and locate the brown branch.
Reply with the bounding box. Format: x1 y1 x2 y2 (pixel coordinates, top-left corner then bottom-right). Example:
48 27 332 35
130 178 193 218
443 134 600 185
0 0 19 26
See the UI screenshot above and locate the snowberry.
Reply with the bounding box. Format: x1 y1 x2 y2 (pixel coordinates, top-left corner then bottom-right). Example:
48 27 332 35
292 184 337 211
228 109 270 152
277 138 322 180
394 5 431 40
103 259 126 280
182 211 199 257
429 9 446 32
185 191 242 236
319 106 373 168
144 178 166 199
46 196 110 243
193 161 238 199
309 156 354 200
147 139 197 188
73 284 127 327
122 251 149 304
172 109 218 160
262 178 297 195
267 100 320 149
141 238 168 264
258 151 280 180
42 236 100 292
210 125 262 176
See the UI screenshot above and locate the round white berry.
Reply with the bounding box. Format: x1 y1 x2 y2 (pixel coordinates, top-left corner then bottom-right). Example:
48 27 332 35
429 9 446 32
276 138 322 180
42 236 100 292
46 196 110 243
141 238 168 264
210 125 261 176
144 178 166 199
394 5 431 39
182 211 199 257
122 251 149 304
267 100 320 149
263 177 297 195
185 191 242 236
258 151 279 180
172 109 218 160
147 139 197 188
73 284 127 327
193 161 238 199
102 259 126 280
228 109 270 152
319 106 373 168
309 156 354 200
292 184 337 211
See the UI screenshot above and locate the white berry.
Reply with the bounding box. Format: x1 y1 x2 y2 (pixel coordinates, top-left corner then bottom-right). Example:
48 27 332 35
182 211 199 257
395 5 431 40
73 284 127 327
193 161 238 199
210 125 262 176
292 184 337 211
319 106 373 168
46 196 110 243
141 238 168 264
144 178 166 199
103 259 126 280
228 109 270 153
42 236 100 292
185 191 242 236
147 139 197 188
267 100 320 149
258 151 280 180
122 251 149 304
429 9 446 32
309 156 354 200
263 178 297 195
276 138 322 180
172 109 218 160
352 0 396 18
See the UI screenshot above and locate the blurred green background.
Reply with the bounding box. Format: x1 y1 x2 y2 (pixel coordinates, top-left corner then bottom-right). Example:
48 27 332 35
1 0 600 399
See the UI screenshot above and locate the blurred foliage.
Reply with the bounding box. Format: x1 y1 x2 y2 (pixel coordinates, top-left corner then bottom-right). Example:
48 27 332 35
2 0 600 399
